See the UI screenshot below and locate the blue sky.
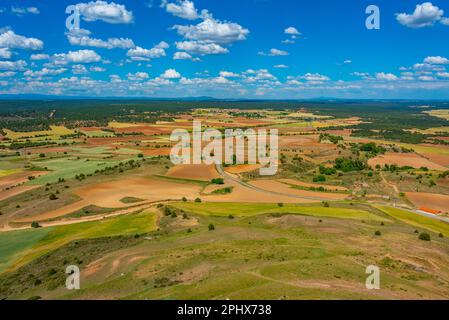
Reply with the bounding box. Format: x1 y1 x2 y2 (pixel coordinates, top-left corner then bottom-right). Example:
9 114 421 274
0 0 448 98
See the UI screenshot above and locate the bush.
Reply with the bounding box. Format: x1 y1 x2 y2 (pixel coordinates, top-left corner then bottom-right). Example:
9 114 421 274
182 197 187 202
211 178 224 185
194 198 202 203
228 214 234 219
31 221 41 228
419 232 431 241
49 193 58 200
313 175 326 182
374 231 381 236
278 203 284 207
137 153 144 158
439 233 444 238
208 224 215 231
322 201 330 208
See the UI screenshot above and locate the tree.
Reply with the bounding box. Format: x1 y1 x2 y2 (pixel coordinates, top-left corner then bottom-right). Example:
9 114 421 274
208 224 215 231
322 201 330 208
31 221 41 228
195 198 202 203
182 197 187 202
49 193 58 200
419 232 431 241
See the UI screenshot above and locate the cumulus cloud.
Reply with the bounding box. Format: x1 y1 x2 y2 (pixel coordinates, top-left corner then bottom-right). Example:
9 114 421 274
343 59 352 64
172 15 249 44
76 1 134 24
0 71 16 77
52 50 101 65
396 2 447 28
0 30 43 50
0 48 12 59
24 68 67 78
300 73 330 83
66 29 135 49
284 27 300 35
161 68 181 79
175 41 228 55
0 60 27 71
161 0 200 20
30 54 50 60
173 51 200 61
127 72 149 81
126 41 169 61
219 71 239 78
259 48 289 56
424 56 449 64
436 72 449 78
375 72 398 81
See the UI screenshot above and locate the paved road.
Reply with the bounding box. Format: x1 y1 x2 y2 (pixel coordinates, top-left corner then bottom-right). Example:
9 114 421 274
216 163 449 224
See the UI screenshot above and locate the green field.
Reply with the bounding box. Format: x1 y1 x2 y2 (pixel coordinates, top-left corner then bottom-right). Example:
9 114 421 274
172 202 388 221
3 211 158 272
0 228 52 273
28 158 123 185
376 206 449 236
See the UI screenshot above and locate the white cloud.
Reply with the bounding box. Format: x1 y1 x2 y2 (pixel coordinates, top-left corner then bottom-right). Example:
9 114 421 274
0 60 27 71
0 48 12 59
376 72 398 81
300 73 330 83
173 51 200 61
396 2 447 28
0 71 16 77
436 72 449 78
31 54 50 60
52 50 101 65
161 0 200 20
127 72 149 81
24 68 67 77
90 66 106 72
418 75 435 81
172 15 249 44
0 30 43 50
343 59 352 64
67 29 135 49
161 68 181 79
259 48 289 56
72 64 88 74
424 56 449 64
11 6 40 16
441 17 449 25
274 64 288 69
219 71 239 78
76 1 134 24
175 41 228 55
126 42 169 61
284 27 300 35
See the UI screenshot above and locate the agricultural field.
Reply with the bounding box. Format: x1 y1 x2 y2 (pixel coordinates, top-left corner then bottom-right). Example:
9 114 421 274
1 100 449 300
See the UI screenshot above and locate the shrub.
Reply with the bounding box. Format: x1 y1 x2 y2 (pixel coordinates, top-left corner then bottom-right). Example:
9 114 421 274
182 197 187 202
194 198 202 203
137 153 144 158
439 233 444 238
211 178 224 185
322 201 330 208
31 221 41 228
374 231 381 236
228 214 234 219
419 232 431 241
208 224 215 231
313 175 326 182
278 203 284 207
49 193 58 200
